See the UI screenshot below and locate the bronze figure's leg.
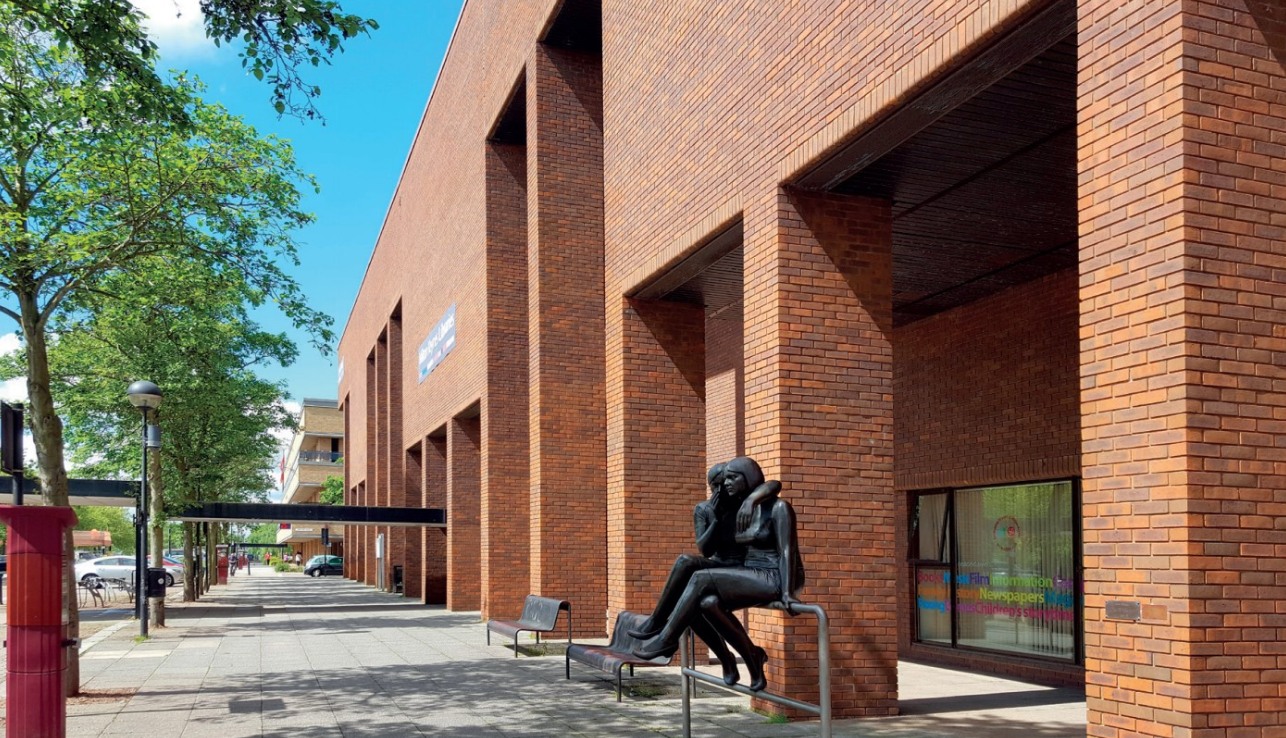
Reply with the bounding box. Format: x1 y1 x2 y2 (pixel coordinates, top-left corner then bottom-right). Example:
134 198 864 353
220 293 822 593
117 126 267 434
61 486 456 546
698 598 769 691
628 554 716 639
632 568 777 660
688 615 740 685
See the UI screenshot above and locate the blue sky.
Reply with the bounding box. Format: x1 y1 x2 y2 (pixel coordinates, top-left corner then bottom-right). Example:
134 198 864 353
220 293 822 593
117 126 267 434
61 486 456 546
137 0 464 403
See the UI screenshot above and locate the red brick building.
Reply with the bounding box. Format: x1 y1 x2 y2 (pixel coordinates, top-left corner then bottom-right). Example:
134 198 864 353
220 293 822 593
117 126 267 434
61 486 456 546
337 0 1286 734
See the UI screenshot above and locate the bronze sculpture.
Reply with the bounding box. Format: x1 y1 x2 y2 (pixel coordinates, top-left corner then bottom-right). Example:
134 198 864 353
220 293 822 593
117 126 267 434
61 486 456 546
631 456 805 691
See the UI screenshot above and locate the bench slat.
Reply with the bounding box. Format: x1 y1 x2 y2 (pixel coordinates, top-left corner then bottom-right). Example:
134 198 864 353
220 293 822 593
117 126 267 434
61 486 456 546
485 595 571 656
565 610 669 701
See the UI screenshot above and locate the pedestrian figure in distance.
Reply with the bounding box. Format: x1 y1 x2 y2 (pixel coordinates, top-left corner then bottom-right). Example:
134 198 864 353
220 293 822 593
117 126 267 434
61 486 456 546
294 551 302 567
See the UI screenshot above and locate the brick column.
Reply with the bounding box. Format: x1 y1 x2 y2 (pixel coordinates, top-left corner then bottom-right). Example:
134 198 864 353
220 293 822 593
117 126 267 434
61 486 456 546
527 45 606 631
606 298 706 625
447 415 481 611
364 351 378 586
424 435 447 605
1079 2 1286 736
385 315 405 594
370 335 389 587
404 444 424 601
742 188 896 717
481 141 530 620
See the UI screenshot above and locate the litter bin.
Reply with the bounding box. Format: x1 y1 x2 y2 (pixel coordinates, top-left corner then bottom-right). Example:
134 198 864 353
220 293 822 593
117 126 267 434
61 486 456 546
392 565 404 594
145 567 167 598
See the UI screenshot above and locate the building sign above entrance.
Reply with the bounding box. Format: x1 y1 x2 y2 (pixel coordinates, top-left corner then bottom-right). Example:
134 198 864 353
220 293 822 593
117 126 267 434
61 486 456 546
418 304 456 383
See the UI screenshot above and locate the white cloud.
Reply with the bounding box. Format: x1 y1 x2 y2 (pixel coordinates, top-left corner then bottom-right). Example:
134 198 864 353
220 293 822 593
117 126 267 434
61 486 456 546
132 0 216 59
0 377 25 404
0 333 19 356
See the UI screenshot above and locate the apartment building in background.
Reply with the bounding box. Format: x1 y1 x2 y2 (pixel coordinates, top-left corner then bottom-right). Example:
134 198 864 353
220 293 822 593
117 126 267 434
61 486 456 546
278 398 345 560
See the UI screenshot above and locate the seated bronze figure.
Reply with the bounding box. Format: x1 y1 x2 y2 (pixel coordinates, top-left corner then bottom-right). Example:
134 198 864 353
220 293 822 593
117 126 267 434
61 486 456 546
631 456 805 691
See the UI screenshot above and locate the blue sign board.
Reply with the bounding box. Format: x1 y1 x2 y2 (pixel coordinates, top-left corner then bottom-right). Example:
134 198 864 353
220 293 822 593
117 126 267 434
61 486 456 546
418 304 457 383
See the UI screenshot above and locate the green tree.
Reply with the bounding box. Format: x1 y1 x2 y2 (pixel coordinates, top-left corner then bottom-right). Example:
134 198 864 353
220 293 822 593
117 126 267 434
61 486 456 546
246 522 279 545
0 20 328 693
320 473 343 505
2 0 377 122
47 258 307 614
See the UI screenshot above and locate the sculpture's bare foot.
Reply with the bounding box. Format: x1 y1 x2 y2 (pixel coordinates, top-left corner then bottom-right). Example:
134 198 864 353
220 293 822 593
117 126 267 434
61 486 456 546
747 646 768 692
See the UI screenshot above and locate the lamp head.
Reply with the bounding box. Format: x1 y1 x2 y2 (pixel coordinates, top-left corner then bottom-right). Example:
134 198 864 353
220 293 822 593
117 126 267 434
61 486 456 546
126 380 163 410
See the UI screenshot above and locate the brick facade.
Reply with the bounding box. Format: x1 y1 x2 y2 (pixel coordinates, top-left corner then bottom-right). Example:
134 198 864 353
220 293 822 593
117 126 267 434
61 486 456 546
606 298 706 624
526 45 607 634
894 269 1082 685
447 415 481 611
481 141 530 621
1079 1 1286 736
333 0 1286 727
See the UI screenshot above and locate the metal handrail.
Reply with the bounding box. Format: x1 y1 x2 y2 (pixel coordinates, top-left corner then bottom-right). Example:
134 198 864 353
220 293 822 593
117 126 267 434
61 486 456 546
680 601 830 738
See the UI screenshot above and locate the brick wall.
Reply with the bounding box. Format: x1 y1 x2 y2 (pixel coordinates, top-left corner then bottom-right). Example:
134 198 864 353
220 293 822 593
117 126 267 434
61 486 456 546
386 313 405 593
1079 1 1286 736
424 434 448 605
404 444 424 601
741 189 897 717
606 298 706 626
447 414 481 610
527 45 607 634
481 141 530 620
892 268 1082 683
705 312 744 463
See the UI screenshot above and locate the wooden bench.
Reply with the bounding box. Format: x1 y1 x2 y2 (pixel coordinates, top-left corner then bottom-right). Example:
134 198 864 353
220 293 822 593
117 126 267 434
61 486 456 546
485 594 571 657
565 610 671 701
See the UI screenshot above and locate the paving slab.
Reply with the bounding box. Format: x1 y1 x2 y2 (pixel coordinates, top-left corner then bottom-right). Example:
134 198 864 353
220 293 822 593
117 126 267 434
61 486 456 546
61 574 1087 737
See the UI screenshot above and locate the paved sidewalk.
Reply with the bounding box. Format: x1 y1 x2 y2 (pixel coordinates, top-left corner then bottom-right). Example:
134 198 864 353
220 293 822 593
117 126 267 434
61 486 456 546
66 575 1086 737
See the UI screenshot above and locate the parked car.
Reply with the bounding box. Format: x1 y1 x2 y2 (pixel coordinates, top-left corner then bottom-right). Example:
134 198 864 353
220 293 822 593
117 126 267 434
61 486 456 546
304 554 343 577
75 555 184 587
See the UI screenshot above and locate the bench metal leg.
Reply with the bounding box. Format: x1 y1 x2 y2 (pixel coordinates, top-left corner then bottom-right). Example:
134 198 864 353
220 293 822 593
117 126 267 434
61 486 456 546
616 667 623 702
486 628 491 646
565 653 570 680
513 635 519 657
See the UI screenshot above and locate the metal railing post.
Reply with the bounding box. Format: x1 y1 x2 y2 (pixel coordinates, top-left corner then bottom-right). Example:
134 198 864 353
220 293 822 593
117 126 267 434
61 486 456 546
678 601 830 738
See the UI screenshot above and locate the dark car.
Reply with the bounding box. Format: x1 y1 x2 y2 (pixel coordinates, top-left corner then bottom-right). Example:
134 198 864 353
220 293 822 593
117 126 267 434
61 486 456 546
304 554 342 577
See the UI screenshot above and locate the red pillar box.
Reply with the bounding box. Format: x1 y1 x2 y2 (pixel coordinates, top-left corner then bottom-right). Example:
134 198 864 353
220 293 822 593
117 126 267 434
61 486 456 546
0 505 78 738
215 544 228 585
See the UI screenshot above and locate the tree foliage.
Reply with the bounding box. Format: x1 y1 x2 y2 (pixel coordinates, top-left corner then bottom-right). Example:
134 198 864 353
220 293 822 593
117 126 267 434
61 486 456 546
245 522 279 546
2 0 377 123
320 473 342 505
0 16 332 687
72 505 134 555
0 16 332 512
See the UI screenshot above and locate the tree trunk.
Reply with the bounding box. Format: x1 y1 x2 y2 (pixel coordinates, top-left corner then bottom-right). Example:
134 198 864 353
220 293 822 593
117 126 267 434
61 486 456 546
148 445 164 627
18 292 80 697
182 521 196 602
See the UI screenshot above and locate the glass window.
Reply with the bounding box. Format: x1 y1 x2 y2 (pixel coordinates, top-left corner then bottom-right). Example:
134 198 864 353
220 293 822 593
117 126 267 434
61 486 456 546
911 480 1078 662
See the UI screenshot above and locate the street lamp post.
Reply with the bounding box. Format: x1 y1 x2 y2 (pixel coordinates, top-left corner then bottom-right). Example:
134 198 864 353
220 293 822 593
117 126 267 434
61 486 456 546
127 380 162 637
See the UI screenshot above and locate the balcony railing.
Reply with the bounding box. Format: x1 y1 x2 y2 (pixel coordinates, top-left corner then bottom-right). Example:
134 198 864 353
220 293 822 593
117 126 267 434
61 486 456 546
299 450 342 464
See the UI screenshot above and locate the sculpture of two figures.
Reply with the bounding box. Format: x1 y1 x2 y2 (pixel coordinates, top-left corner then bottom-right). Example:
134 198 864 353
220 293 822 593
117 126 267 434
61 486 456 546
629 456 805 691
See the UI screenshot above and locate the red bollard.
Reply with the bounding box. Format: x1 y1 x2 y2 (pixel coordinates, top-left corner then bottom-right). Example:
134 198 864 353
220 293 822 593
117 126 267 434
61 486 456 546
0 505 77 738
216 544 228 585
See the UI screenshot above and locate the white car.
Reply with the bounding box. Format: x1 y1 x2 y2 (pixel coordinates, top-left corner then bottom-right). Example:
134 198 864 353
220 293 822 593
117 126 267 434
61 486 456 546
75 555 183 587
